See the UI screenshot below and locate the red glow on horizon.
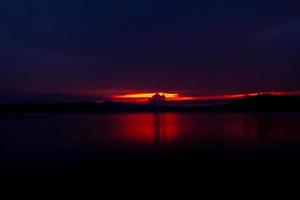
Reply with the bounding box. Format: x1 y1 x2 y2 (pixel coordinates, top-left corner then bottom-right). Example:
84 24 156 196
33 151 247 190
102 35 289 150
112 92 195 102
109 90 300 103
114 92 178 99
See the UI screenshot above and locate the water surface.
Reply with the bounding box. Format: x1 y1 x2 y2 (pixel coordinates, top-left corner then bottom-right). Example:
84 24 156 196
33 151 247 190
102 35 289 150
1 112 300 157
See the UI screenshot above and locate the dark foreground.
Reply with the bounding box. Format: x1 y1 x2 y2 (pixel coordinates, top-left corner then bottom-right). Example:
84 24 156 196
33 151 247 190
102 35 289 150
1 112 300 179
2 146 300 178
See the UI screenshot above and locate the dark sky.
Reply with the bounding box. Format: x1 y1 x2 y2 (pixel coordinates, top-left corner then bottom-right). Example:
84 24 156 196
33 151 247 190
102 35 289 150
1 0 300 98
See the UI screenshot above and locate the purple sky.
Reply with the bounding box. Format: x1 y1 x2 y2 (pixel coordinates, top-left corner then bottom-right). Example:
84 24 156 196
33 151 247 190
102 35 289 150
0 0 300 101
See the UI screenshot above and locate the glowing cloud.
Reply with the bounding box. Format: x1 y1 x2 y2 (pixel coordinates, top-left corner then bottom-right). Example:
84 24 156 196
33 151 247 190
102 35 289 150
110 90 300 103
115 92 178 99
112 92 198 102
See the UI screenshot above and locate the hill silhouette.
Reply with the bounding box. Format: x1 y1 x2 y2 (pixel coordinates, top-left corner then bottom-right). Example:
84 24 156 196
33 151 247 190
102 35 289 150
0 94 300 114
224 94 300 112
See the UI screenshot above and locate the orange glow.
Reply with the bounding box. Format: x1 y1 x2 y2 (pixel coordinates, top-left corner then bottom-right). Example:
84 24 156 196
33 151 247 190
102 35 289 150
113 92 191 102
110 90 300 103
115 92 178 99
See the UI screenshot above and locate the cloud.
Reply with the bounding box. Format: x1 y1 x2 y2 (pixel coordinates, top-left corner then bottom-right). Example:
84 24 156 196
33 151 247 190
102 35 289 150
253 20 300 45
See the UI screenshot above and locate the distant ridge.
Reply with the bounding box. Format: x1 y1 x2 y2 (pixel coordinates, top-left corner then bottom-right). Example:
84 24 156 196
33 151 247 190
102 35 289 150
0 94 300 114
224 94 300 112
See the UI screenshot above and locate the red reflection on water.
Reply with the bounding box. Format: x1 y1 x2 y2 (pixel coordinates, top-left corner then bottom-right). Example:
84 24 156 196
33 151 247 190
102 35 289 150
111 113 180 147
81 113 300 149
115 114 155 144
156 114 179 143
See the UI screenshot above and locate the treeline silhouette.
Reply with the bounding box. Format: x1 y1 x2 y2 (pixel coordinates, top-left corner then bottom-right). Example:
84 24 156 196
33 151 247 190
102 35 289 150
1 94 300 114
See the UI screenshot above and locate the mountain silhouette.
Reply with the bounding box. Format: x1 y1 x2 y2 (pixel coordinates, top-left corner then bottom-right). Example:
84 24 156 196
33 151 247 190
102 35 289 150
0 94 300 114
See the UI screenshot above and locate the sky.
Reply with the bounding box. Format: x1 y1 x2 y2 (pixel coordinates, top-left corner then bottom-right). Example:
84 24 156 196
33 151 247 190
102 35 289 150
1 0 300 101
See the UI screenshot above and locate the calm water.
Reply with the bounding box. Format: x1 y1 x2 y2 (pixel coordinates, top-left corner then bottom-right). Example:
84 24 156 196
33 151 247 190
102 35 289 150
1 112 300 159
2 112 300 177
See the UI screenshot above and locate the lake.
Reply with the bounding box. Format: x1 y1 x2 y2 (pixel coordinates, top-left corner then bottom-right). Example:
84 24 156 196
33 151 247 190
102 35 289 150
1 112 300 176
